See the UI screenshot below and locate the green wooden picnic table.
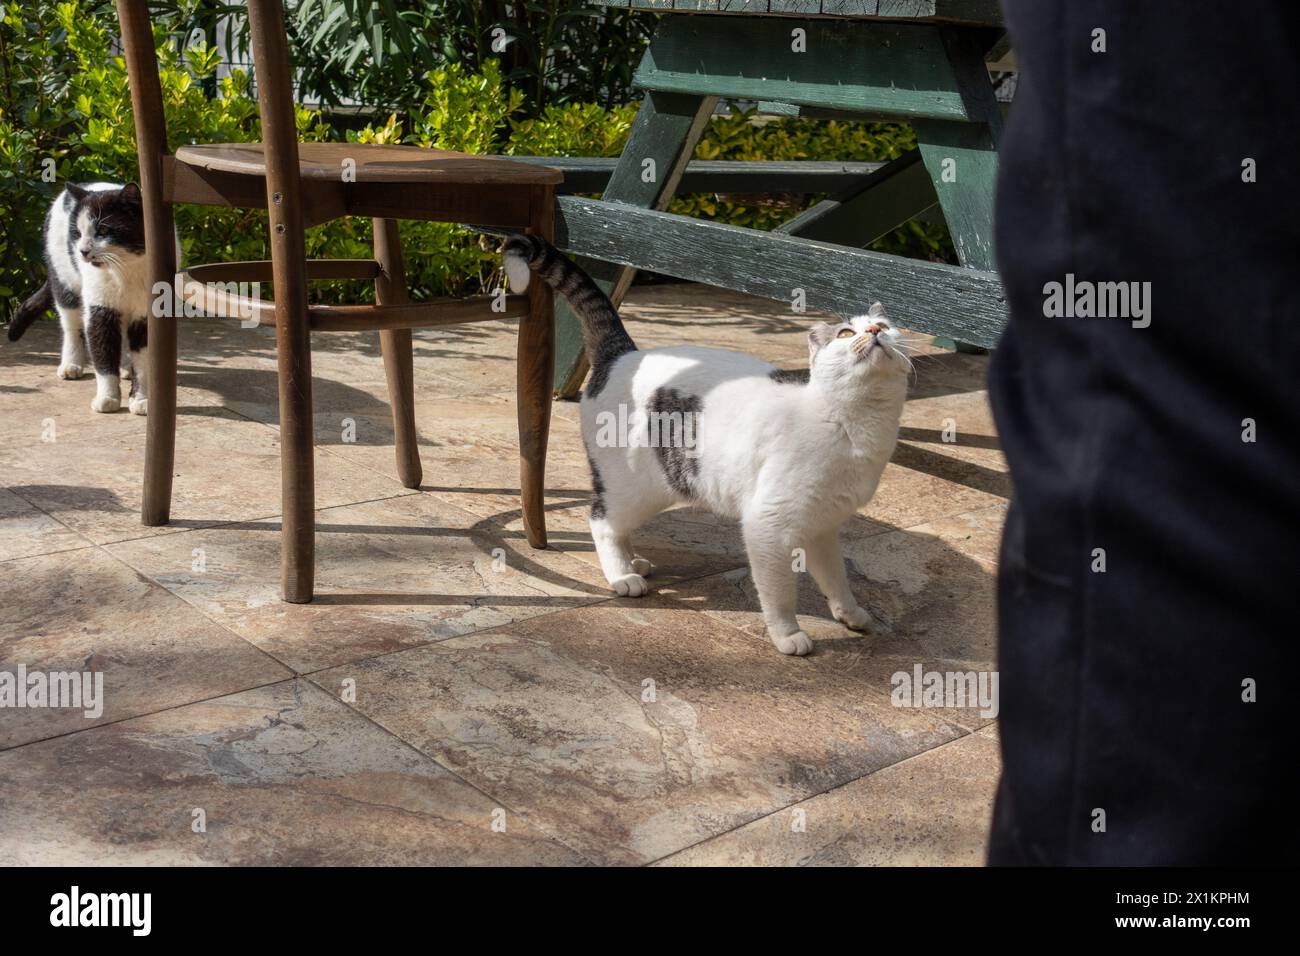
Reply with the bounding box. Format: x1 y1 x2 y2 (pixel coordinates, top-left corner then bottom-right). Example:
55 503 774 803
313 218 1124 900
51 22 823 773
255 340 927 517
546 0 1009 397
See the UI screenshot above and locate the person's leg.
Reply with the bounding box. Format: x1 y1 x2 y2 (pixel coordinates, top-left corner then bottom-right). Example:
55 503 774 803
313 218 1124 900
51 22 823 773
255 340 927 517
989 1 1300 864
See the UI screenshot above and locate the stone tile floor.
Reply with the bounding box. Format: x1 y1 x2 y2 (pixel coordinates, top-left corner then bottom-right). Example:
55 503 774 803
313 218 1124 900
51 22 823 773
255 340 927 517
0 283 1006 866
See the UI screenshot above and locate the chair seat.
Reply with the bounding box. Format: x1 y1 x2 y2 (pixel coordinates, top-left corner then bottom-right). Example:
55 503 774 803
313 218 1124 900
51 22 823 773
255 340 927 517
173 142 563 186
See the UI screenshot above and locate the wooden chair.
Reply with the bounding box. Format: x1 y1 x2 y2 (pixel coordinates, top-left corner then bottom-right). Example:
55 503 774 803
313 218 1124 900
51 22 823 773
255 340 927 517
116 0 560 603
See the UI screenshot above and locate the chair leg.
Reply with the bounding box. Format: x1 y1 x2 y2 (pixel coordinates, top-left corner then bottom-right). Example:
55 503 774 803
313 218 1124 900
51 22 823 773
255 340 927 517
142 204 178 526
276 290 315 603
270 233 314 604
372 218 422 489
518 187 556 549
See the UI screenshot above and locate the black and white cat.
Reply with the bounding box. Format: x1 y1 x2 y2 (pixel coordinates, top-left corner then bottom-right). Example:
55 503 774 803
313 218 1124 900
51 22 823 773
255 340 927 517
9 182 151 414
504 235 912 656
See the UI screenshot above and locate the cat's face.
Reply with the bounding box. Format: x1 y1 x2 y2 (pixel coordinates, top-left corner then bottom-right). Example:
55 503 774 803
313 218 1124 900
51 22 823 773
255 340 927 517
807 304 909 395
68 183 146 268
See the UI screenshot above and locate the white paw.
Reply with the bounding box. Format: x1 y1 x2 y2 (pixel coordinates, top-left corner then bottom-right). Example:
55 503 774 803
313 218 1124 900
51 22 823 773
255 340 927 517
611 573 649 598
128 396 147 416
771 630 814 656
835 604 884 633
90 395 121 413
57 363 84 380
630 556 654 577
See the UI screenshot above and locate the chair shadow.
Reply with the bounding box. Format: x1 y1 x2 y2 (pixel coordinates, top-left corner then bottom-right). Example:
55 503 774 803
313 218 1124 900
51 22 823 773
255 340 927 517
897 425 1001 451
7 484 136 515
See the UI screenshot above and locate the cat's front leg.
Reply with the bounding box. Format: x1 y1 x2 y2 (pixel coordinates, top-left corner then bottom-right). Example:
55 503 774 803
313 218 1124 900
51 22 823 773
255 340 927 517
56 304 89 380
743 511 812 656
126 318 148 415
86 305 123 413
805 527 884 633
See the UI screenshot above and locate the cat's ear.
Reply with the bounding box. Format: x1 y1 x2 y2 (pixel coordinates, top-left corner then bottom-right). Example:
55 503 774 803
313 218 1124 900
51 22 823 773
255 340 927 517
808 322 837 365
120 183 143 205
65 182 88 202
867 301 887 319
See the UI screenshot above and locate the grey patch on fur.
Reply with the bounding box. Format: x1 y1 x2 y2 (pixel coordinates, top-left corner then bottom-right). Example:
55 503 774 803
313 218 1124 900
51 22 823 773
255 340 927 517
126 319 147 399
648 387 703 498
86 305 122 374
63 190 80 267
503 234 635 399
769 367 810 385
44 199 82 311
126 318 147 352
586 451 607 520
50 271 80 309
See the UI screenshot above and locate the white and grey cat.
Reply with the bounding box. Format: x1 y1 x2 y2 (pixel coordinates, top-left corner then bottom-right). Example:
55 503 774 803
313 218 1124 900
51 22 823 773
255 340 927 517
9 182 151 414
504 235 912 656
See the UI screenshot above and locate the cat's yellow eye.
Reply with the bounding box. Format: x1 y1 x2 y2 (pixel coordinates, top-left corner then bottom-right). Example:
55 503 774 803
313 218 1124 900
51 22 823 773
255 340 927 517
836 328 856 339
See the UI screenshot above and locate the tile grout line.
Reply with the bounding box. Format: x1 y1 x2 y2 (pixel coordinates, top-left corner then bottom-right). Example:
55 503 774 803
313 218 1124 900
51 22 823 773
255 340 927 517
0 673 296 756
645 727 994 867
81 535 300 687
0 540 100 567
296 673 608 867
282 560 755 680
0 669 604 865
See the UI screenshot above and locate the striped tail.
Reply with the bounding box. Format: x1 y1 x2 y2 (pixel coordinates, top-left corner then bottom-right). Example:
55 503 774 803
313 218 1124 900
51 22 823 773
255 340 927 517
8 280 53 342
503 234 636 397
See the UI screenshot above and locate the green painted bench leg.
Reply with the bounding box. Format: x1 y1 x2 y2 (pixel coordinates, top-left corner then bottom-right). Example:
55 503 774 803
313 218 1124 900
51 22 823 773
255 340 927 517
774 150 939 247
914 28 1004 355
553 89 718 399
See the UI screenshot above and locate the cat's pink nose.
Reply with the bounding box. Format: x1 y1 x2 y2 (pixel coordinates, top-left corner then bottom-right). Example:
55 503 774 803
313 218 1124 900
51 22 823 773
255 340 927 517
867 324 882 334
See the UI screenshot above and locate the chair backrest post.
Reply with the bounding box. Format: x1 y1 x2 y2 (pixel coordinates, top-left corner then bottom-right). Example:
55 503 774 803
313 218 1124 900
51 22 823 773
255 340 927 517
244 0 314 511
244 0 310 336
115 0 174 278
246 0 307 235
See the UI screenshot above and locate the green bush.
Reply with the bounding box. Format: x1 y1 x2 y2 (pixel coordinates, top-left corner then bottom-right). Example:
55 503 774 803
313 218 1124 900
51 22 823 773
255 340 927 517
0 0 953 325
239 1 656 118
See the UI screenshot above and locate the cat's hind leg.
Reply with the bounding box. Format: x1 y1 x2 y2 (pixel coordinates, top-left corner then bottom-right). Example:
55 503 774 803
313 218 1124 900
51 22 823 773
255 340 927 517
55 302 89 380
805 526 885 633
587 455 665 598
743 509 811 656
86 305 123 413
126 318 148 415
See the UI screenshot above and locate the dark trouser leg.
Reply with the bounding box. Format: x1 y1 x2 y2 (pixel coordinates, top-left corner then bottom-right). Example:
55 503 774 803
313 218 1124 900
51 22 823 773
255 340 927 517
988 0 1300 865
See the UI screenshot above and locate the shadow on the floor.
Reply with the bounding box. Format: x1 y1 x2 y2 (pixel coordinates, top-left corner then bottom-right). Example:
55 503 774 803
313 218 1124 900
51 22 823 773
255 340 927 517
419 484 588 500
6 484 135 515
310 592 600 607
898 425 1001 450
9 506 992 665
175 364 403 445
904 351 990 399
175 316 518 362
890 443 1009 499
